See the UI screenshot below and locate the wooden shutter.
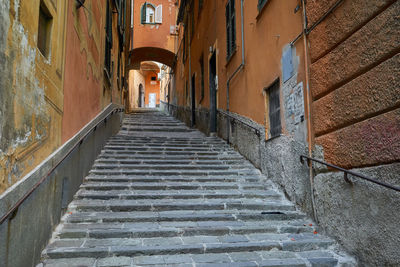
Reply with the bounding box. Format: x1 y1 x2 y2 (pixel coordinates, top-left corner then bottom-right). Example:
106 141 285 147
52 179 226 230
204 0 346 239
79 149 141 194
258 0 268 10
141 2 147 24
230 0 236 52
225 2 231 57
155 5 162 23
225 0 236 59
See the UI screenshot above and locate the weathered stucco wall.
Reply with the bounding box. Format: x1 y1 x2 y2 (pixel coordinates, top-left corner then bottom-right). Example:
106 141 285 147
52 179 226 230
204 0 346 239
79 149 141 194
0 0 67 194
128 69 146 110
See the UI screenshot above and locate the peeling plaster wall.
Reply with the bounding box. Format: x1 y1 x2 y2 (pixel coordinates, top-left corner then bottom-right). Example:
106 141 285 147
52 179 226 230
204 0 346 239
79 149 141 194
0 0 67 194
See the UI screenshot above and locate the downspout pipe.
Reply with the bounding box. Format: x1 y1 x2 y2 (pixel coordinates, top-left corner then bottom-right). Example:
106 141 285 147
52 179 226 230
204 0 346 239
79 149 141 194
226 0 245 144
301 0 318 222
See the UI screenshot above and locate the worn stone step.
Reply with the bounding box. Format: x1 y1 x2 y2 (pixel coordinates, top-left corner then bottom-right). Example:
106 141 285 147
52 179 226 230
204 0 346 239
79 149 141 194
103 145 230 151
92 164 253 171
84 174 260 183
88 169 260 176
99 150 238 157
75 189 282 200
95 159 246 165
40 248 351 267
105 141 229 148
70 199 295 212
43 236 334 259
80 182 266 191
64 210 307 224
57 221 316 238
98 153 244 160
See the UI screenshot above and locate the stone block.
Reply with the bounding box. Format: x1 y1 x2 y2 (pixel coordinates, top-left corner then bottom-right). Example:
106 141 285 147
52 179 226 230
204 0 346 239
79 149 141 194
310 1 400 99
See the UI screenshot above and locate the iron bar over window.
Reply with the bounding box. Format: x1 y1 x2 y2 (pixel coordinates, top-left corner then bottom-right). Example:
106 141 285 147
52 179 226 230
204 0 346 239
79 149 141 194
225 0 236 60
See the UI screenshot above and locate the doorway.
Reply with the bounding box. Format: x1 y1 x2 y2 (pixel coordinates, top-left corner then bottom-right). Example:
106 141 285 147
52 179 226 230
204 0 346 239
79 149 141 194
138 84 144 107
191 74 196 127
149 93 156 108
209 50 217 133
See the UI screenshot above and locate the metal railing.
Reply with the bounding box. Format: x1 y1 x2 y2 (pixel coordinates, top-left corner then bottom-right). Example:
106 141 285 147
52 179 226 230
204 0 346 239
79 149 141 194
0 107 125 225
300 155 400 192
218 110 261 137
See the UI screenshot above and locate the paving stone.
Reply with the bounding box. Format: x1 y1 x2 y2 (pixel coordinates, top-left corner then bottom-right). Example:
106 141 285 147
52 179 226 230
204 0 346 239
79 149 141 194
192 253 231 263
96 257 131 267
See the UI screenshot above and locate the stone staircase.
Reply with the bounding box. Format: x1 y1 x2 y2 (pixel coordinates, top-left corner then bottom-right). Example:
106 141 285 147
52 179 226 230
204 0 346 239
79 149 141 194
38 109 355 267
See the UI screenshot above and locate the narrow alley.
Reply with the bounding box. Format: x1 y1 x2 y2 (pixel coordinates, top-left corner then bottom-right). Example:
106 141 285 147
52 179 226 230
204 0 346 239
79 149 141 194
38 110 353 266
1 0 399 266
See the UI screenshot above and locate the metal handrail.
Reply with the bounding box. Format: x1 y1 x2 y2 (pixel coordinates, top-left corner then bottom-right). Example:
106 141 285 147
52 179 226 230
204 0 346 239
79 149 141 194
300 155 400 192
218 110 261 136
0 107 124 224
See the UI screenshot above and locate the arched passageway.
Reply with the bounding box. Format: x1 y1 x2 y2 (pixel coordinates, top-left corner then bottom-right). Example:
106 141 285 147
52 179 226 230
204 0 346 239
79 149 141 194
128 47 176 70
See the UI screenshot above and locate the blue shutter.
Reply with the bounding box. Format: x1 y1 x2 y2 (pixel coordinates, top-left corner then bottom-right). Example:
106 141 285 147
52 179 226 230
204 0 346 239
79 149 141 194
141 2 147 24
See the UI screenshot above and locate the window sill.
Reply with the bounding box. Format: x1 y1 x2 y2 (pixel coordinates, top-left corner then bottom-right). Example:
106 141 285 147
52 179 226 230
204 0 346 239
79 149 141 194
265 133 282 142
141 22 161 25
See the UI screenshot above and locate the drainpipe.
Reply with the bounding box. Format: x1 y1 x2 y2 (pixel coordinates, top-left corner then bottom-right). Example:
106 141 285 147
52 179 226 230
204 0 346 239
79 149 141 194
301 0 318 222
226 0 245 144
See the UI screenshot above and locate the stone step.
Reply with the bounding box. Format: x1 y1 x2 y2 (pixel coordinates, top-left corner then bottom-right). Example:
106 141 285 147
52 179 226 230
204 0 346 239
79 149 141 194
92 163 253 171
105 141 229 147
43 235 334 259
120 127 195 132
64 210 307 223
57 222 317 239
99 149 239 156
98 153 244 160
40 249 350 267
75 189 282 200
94 159 247 165
84 175 259 182
104 145 231 153
70 199 295 212
84 174 260 182
80 182 266 191
88 169 260 176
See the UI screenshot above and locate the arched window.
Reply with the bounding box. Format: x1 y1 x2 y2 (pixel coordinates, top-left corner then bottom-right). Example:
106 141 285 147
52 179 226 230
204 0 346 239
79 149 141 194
141 2 162 24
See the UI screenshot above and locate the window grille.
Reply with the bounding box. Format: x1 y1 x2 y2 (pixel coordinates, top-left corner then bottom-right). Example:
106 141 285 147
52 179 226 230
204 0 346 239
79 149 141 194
225 0 236 60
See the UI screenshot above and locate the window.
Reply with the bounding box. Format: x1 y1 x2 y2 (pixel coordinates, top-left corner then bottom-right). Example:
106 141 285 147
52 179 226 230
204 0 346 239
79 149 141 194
199 55 204 103
141 2 162 24
266 79 281 138
104 0 113 79
37 1 52 58
258 0 269 11
225 0 236 60
151 76 157 81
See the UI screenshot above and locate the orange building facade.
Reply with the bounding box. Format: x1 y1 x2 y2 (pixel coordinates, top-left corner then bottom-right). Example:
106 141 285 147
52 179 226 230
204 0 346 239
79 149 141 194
127 0 177 110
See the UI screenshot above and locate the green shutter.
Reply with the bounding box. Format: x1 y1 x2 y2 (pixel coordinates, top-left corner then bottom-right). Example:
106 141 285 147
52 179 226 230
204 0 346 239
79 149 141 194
141 2 147 24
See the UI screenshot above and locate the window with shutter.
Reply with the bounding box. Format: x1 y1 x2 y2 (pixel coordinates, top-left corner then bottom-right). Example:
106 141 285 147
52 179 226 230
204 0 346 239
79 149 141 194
268 80 281 138
258 0 268 11
104 0 113 79
155 5 162 23
141 3 147 24
225 0 236 60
